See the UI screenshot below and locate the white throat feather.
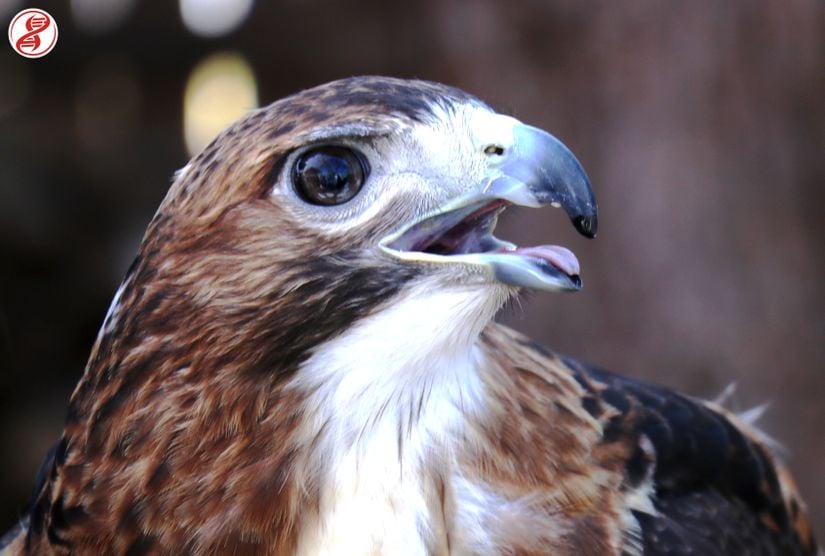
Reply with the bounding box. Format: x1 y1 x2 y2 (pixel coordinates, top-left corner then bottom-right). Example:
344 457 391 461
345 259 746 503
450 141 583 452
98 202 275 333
290 280 509 554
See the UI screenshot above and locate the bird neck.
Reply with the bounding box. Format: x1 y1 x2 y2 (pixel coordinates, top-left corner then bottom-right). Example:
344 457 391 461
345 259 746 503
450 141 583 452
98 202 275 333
53 271 510 553
292 282 509 443
286 282 509 554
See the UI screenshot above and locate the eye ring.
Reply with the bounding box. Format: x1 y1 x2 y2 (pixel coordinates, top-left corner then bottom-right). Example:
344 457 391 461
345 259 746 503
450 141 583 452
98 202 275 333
292 146 369 206
483 145 505 156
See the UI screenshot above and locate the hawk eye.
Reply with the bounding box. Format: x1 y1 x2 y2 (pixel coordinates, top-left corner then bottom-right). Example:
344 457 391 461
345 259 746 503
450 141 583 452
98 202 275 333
293 146 369 206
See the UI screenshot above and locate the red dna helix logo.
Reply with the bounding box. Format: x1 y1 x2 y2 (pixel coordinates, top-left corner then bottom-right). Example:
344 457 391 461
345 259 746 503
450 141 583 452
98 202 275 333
8 8 58 59
17 13 50 52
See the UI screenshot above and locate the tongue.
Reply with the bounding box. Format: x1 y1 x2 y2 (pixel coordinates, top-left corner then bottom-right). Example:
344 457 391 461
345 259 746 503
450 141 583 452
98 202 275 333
513 245 580 276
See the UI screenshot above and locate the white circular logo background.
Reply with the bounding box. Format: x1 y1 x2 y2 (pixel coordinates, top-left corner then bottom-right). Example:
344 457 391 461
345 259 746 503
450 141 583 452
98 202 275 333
8 8 58 59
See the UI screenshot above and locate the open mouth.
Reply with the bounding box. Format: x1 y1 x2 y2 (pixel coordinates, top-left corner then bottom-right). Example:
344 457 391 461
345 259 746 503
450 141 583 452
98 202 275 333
381 199 583 291
379 119 597 291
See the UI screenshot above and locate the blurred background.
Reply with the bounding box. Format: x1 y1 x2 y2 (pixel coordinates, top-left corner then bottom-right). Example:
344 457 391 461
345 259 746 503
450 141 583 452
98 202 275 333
1 0 823 540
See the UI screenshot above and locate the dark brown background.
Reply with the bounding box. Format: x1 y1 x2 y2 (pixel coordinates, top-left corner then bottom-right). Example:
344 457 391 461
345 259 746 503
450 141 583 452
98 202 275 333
1 0 823 540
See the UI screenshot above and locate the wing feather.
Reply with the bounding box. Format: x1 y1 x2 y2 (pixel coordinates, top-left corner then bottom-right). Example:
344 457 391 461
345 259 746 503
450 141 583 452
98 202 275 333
480 324 816 555
562 353 817 555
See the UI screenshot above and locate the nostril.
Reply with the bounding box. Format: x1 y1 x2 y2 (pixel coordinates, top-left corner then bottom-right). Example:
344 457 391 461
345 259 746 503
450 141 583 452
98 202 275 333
484 145 505 156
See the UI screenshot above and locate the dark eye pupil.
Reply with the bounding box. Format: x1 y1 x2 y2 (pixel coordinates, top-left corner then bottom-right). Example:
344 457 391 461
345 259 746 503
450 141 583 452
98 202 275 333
294 146 368 206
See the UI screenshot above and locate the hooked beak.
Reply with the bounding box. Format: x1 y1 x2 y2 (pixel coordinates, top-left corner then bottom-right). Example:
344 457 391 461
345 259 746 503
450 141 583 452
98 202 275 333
381 122 598 292
484 123 597 238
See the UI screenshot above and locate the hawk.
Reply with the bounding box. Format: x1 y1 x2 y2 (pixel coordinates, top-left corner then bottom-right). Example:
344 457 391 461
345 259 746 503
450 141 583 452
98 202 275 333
1 77 816 555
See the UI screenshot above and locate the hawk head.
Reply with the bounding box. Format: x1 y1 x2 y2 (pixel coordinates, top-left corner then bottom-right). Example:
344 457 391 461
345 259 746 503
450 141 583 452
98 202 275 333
128 76 597 376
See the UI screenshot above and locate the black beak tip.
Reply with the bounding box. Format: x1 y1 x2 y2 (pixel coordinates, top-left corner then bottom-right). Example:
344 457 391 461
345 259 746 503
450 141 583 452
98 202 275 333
572 215 598 239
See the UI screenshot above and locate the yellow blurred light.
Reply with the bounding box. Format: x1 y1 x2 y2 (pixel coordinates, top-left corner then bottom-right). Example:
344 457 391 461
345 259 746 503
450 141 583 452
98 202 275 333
183 52 258 157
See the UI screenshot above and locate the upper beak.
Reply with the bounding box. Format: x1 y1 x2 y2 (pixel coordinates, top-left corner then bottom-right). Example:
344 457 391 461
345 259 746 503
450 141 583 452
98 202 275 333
482 123 597 238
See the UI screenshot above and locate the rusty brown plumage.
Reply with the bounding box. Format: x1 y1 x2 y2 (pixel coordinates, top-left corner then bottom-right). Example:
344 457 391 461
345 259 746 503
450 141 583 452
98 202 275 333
473 325 817 555
1 77 816 555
